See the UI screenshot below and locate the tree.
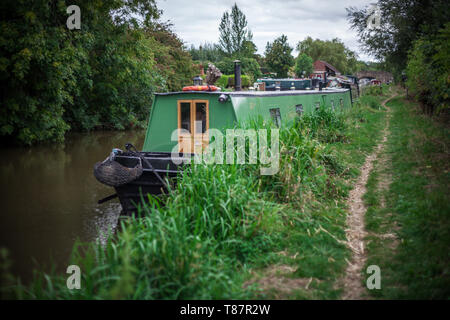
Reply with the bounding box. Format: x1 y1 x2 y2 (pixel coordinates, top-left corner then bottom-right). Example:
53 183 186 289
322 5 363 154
265 35 294 78
0 0 195 145
188 43 223 63
146 22 197 91
406 23 450 114
296 37 359 74
294 53 313 77
347 0 450 75
218 3 252 56
215 57 261 82
241 40 258 59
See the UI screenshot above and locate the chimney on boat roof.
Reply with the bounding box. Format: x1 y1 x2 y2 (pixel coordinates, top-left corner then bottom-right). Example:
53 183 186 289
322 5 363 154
234 60 241 91
193 75 203 86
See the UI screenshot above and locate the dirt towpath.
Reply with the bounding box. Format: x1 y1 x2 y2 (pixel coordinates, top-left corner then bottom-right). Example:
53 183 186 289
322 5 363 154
340 94 397 300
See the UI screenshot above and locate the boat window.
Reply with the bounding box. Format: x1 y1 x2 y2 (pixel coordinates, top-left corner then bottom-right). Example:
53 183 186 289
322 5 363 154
195 102 207 134
295 104 303 116
180 102 191 132
269 108 281 127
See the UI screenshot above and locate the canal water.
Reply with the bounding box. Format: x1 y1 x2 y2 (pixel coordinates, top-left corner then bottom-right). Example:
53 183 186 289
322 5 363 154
0 130 145 283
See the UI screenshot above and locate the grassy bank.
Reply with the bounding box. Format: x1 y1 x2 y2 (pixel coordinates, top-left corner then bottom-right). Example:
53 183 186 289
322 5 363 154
2 87 393 299
364 97 450 299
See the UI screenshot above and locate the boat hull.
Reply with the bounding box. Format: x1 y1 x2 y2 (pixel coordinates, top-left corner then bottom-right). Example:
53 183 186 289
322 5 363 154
112 152 185 215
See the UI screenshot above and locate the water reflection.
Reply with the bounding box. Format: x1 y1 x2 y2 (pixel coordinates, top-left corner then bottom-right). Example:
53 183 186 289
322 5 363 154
0 130 145 282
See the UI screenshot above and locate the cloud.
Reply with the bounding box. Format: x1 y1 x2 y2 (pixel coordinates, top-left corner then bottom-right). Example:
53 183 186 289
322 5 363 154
157 0 375 61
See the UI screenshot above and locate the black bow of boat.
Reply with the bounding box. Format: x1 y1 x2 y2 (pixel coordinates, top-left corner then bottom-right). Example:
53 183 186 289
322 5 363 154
93 143 184 215
93 149 143 187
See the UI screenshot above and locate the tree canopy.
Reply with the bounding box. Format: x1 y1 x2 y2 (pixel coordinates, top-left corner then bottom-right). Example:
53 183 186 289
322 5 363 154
218 3 253 57
406 23 450 114
0 0 196 145
188 43 223 63
265 35 294 78
347 0 450 74
348 0 450 114
296 37 359 74
294 53 313 78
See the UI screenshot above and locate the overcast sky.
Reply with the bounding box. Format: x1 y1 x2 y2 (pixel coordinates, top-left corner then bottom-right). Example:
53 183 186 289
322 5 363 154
157 0 376 61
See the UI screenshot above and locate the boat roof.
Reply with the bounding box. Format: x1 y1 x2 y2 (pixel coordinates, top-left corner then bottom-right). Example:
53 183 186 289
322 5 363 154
257 78 310 81
155 88 350 98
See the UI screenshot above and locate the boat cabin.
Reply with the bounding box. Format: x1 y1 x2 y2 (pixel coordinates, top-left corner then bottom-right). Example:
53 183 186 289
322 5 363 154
142 88 352 154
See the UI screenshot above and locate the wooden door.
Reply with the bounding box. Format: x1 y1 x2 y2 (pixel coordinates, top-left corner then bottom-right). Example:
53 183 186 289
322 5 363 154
177 100 209 153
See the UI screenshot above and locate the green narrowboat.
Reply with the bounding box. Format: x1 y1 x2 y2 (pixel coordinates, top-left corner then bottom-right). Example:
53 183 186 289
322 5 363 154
94 76 352 214
143 89 351 153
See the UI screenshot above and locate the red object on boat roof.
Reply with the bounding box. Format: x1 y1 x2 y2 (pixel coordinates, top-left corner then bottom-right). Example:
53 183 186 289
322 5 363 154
182 85 220 92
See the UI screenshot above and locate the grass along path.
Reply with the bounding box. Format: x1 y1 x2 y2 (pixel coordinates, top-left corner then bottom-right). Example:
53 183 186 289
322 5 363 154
340 94 397 300
363 96 450 299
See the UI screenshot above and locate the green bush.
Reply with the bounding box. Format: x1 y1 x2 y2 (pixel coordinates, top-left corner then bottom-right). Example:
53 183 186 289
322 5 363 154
406 22 450 114
216 75 229 88
216 74 251 88
300 104 348 143
227 75 250 88
359 95 383 110
363 85 383 96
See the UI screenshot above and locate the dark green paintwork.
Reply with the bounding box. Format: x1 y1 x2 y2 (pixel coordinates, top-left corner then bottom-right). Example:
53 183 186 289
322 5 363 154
142 89 351 152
